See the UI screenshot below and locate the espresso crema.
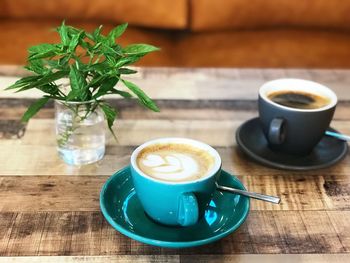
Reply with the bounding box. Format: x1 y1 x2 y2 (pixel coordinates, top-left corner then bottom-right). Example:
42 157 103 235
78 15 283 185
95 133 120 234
136 143 215 182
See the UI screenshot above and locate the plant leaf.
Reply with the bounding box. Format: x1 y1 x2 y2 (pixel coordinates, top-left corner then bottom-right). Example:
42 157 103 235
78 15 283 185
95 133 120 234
15 71 68 92
114 56 142 68
9 71 67 93
92 25 104 42
37 83 60 96
123 44 160 55
28 43 56 55
117 68 137 75
69 64 88 101
109 88 132 98
87 75 105 89
58 56 70 68
91 42 102 51
93 77 119 99
57 21 69 46
66 90 78 101
68 30 85 52
101 43 122 57
107 23 128 44
28 43 60 60
7 22 159 141
122 79 159 112
89 62 109 73
21 97 50 122
99 102 117 139
24 59 51 75
5 76 42 90
66 25 81 35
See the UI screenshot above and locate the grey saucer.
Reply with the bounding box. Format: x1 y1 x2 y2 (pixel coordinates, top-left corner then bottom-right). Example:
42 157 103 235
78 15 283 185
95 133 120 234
236 118 348 171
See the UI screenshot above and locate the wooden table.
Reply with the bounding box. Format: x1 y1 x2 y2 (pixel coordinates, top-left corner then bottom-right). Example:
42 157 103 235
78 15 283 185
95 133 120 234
0 67 349 262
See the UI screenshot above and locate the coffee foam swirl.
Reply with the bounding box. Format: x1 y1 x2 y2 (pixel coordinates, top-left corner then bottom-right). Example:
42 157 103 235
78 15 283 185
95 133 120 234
136 143 215 182
141 153 199 181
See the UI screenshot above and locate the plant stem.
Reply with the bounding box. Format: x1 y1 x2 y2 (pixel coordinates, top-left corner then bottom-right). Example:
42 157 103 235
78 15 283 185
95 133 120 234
56 103 94 148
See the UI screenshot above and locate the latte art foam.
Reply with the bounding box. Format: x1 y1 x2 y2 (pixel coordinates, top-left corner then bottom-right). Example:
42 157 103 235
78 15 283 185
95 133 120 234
136 143 215 182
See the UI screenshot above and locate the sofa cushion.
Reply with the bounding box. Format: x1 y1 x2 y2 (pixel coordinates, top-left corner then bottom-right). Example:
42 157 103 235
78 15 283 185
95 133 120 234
177 29 350 68
0 0 187 29
0 19 177 66
2 20 350 68
191 0 350 31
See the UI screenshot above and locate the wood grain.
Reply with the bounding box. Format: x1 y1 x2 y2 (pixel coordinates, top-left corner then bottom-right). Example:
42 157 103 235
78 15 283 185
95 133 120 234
0 211 349 256
0 174 350 212
0 67 350 260
1 98 349 121
12 117 350 146
0 142 348 178
180 254 350 263
2 68 350 100
1 254 349 262
0 255 179 262
0 120 26 139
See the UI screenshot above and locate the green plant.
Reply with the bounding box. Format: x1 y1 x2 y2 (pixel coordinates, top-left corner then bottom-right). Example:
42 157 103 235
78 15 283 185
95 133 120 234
6 21 160 138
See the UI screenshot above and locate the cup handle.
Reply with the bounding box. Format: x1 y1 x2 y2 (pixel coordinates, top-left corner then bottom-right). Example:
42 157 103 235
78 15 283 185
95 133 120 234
268 118 286 145
177 192 199 226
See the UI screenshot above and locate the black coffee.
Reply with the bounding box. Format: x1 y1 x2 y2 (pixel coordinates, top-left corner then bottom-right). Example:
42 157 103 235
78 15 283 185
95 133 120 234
267 90 330 109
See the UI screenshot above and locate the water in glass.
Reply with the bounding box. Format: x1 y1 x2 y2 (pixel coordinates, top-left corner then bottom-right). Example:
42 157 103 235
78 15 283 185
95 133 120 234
55 101 105 165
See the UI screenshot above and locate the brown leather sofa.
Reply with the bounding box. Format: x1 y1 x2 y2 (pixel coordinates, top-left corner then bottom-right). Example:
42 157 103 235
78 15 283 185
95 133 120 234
1 0 350 68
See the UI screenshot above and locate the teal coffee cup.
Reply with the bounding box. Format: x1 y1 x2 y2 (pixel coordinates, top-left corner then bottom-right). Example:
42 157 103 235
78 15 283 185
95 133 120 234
130 138 222 227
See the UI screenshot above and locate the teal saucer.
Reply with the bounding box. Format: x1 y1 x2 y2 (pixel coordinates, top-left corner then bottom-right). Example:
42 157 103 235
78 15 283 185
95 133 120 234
100 166 250 248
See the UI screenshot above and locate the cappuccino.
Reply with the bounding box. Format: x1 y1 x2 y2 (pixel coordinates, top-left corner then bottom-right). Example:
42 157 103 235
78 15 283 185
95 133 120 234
136 143 215 182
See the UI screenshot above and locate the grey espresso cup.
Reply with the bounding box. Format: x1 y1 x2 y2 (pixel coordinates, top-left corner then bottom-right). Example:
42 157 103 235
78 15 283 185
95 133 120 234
258 79 337 155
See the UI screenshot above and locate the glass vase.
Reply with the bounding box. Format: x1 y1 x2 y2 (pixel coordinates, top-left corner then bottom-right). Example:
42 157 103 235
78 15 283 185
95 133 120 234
55 100 105 165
